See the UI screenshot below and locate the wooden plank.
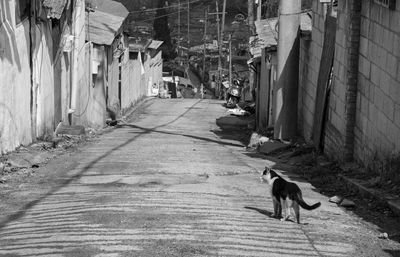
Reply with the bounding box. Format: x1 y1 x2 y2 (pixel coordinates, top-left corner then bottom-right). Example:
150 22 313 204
312 15 337 148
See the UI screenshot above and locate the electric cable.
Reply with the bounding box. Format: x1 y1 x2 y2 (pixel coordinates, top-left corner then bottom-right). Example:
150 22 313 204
127 0 201 14
134 10 181 23
279 8 312 16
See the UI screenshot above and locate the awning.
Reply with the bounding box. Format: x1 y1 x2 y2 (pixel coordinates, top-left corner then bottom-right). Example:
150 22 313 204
85 0 129 45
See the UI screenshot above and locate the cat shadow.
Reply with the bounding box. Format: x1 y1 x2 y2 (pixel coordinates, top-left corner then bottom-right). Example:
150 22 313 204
244 206 273 217
244 206 309 225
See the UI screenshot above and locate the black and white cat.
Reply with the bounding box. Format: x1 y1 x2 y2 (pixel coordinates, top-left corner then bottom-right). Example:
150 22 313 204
260 167 321 224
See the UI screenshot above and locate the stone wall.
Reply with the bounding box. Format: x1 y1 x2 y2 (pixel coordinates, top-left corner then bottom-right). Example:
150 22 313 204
354 0 400 164
324 0 361 161
299 0 400 165
299 0 361 162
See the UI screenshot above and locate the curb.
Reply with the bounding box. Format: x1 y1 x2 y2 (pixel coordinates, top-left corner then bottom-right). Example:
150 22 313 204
339 175 400 216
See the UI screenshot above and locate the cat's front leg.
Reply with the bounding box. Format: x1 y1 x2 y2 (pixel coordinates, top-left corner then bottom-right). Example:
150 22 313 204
272 198 280 218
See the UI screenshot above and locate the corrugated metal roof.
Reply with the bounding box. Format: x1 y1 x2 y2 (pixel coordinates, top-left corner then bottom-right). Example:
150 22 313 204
128 37 151 52
148 40 163 50
250 18 278 58
92 0 129 18
42 0 69 19
85 1 129 45
249 12 312 58
86 10 126 45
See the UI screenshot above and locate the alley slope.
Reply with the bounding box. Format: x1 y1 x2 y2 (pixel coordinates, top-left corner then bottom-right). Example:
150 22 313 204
0 99 397 257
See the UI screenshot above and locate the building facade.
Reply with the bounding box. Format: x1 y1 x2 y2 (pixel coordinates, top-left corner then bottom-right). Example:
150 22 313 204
299 0 400 168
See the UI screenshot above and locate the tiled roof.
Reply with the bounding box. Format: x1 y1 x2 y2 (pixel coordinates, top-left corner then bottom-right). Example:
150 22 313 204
42 0 69 19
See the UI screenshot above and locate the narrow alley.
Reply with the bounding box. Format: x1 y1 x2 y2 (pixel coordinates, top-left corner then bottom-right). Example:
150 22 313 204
0 98 398 257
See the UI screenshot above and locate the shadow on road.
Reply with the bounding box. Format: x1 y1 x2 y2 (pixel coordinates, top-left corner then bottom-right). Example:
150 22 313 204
213 114 254 147
244 206 273 217
384 249 400 257
124 124 244 148
0 99 205 230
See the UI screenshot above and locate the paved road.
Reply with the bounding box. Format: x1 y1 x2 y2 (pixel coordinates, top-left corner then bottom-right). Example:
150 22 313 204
0 98 398 257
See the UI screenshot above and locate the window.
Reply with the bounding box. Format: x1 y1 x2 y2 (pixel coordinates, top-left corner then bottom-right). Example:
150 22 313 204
15 0 29 24
374 0 396 9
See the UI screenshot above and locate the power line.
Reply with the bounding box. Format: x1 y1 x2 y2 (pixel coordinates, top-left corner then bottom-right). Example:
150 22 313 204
127 0 201 14
135 10 181 23
278 8 312 16
131 1 207 24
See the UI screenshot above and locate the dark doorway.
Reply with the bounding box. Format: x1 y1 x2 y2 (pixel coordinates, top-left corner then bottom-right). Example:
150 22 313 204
167 82 177 98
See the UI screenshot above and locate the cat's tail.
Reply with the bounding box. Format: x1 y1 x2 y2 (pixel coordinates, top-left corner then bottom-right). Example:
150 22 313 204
296 193 321 210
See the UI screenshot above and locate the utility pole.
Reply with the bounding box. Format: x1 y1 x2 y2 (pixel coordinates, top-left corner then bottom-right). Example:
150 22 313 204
202 7 208 80
228 33 232 88
221 0 227 99
208 1 224 97
274 0 301 140
248 0 255 35
216 1 221 97
69 0 84 122
248 0 255 102
187 0 190 48
177 0 181 57
221 0 227 44
187 0 190 67
257 0 262 20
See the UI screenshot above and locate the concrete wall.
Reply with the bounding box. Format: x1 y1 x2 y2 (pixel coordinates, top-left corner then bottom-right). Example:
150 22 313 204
54 36 72 128
74 43 107 129
298 1 326 141
55 49 72 129
146 51 163 96
34 22 55 138
121 47 131 111
0 1 56 152
121 49 163 114
0 5 32 153
126 52 147 111
354 0 400 164
107 46 120 111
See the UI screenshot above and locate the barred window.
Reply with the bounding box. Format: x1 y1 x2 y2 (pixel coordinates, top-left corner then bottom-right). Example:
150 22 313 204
374 0 396 9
